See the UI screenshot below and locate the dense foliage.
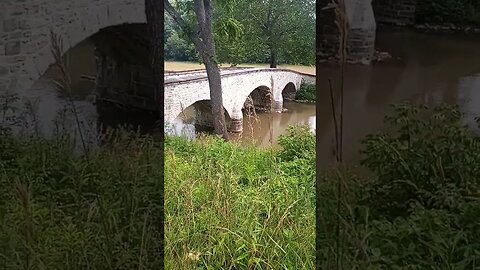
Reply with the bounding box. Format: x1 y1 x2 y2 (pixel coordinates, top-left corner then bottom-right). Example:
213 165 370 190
416 0 480 26
164 12 199 62
295 84 316 102
318 104 480 269
164 0 315 66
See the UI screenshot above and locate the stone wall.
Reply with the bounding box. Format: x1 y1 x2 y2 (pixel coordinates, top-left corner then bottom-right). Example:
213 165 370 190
372 0 417 26
0 0 146 97
318 0 376 64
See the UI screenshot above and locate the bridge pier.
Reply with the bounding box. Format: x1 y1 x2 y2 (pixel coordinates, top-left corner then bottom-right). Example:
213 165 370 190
229 118 243 133
273 100 283 113
318 0 377 64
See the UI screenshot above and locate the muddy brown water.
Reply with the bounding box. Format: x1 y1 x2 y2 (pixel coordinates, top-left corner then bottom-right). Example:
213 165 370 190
26 27 480 166
317 27 480 165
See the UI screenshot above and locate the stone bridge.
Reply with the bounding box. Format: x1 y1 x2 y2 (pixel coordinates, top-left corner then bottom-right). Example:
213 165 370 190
318 0 417 64
0 0 146 95
164 68 315 133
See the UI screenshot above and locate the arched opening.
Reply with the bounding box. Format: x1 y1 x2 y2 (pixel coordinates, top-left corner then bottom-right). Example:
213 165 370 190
282 82 297 100
24 23 153 141
243 86 272 114
171 100 234 136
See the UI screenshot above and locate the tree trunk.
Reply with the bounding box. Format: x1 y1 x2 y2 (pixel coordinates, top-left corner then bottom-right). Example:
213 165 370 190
269 46 278 68
165 0 229 140
193 0 229 140
145 0 164 265
145 0 164 116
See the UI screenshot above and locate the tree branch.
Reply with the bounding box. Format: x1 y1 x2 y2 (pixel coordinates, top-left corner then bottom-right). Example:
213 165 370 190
164 0 206 55
164 0 187 30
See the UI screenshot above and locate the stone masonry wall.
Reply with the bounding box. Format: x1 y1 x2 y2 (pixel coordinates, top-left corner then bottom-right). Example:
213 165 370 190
318 0 376 64
372 0 417 26
0 0 146 97
164 70 313 124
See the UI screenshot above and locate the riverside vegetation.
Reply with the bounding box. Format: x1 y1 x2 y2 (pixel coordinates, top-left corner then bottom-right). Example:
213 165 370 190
318 103 480 269
416 0 480 27
2 91 479 269
0 93 315 269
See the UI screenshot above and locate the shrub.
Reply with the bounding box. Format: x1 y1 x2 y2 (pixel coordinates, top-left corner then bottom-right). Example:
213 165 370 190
295 84 316 102
277 124 315 162
360 103 480 218
318 103 480 269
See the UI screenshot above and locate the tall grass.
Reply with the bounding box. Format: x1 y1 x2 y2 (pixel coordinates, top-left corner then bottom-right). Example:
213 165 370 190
0 127 164 269
165 126 315 269
0 90 315 269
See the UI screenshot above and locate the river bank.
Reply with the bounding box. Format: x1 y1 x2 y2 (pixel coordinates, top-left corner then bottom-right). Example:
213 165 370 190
0 123 315 269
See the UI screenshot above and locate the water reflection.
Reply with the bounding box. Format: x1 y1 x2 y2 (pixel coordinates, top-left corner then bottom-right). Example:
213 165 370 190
169 101 316 147
317 27 480 164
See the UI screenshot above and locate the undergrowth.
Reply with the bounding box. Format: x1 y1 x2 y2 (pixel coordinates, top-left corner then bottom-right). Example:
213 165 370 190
165 125 315 269
318 103 480 269
0 128 164 269
0 92 315 270
295 84 316 102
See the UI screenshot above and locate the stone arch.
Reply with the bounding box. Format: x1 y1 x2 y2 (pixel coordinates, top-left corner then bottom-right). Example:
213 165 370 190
1 0 146 94
281 82 297 100
243 85 273 112
173 100 243 133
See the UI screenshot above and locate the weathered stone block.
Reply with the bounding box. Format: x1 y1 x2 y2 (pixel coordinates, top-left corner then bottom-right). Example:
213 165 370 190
5 41 20 56
0 66 9 76
9 31 22 39
3 18 18 32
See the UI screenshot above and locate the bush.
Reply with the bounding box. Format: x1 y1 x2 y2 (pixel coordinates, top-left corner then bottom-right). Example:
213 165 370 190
317 103 480 269
295 84 316 102
278 124 316 162
361 103 480 218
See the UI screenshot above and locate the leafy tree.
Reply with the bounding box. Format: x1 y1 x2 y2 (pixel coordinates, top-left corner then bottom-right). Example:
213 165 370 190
164 0 315 67
228 0 315 67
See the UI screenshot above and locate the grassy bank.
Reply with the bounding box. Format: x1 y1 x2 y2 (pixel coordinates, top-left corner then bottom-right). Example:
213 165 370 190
165 61 316 75
165 127 315 269
0 128 164 269
0 122 315 269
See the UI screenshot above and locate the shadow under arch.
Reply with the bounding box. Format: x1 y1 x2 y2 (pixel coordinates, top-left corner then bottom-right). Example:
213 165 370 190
281 82 297 100
170 100 234 136
242 85 272 113
24 22 151 140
